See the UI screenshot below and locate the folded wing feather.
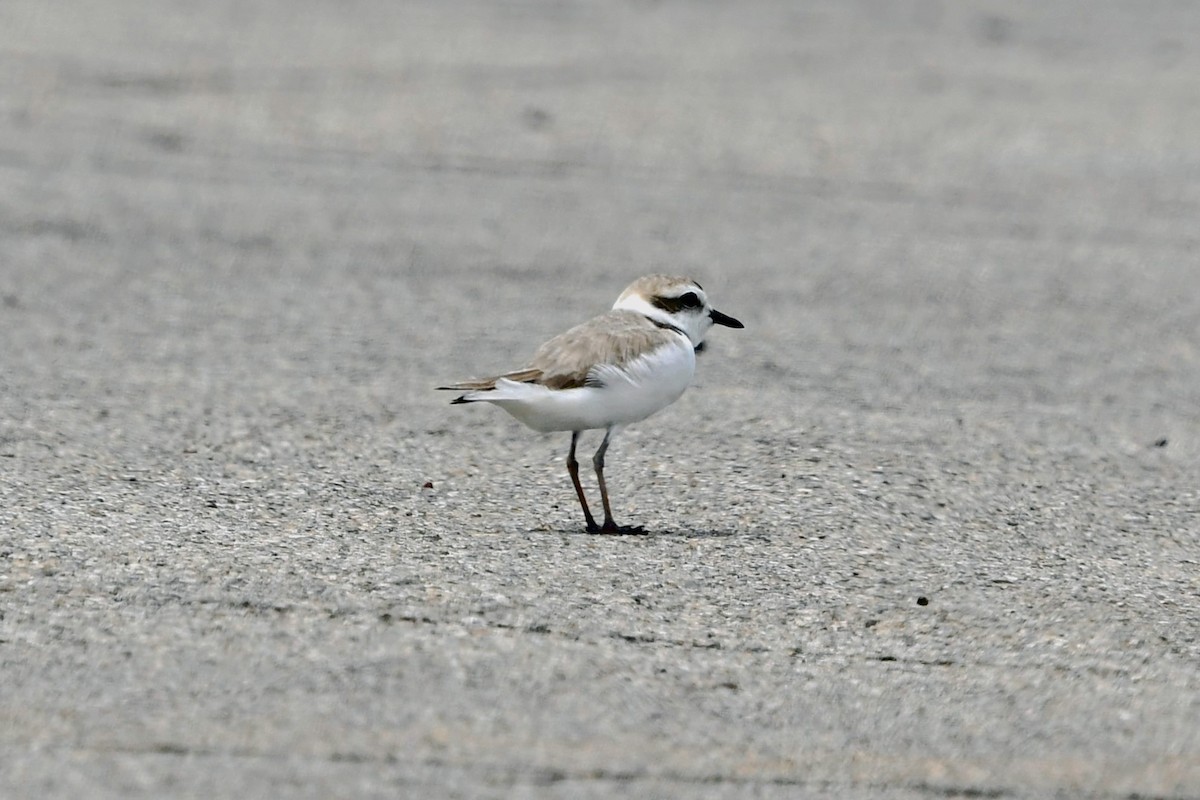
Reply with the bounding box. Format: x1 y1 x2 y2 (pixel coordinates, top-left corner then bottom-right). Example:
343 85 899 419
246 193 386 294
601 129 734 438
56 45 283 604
438 310 674 393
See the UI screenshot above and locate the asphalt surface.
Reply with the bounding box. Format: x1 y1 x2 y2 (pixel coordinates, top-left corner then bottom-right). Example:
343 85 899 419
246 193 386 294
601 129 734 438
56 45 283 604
2 1 1199 797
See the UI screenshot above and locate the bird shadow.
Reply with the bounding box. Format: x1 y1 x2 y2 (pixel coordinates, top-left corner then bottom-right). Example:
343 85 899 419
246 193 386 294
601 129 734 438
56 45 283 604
537 525 743 539
651 527 743 539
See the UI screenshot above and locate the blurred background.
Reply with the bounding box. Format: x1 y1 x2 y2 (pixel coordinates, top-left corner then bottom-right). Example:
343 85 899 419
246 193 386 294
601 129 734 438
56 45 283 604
4 1 1198 446
2 2 1198 797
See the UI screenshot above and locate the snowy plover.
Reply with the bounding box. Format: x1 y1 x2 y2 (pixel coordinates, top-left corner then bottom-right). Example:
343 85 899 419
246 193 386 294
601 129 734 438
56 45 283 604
438 275 743 534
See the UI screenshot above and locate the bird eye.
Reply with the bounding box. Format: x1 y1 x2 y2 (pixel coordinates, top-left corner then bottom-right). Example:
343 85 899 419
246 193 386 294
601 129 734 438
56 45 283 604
678 292 701 309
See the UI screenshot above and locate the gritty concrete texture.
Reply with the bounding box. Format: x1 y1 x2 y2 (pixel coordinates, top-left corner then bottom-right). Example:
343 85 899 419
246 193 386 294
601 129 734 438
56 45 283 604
2 1 1199 798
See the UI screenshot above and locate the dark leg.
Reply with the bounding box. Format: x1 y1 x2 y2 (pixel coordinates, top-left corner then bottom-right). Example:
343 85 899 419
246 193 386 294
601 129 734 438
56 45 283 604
567 431 600 533
592 427 644 534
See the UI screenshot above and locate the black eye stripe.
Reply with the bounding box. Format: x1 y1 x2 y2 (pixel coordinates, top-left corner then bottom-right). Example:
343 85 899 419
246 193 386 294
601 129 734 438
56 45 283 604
651 291 702 313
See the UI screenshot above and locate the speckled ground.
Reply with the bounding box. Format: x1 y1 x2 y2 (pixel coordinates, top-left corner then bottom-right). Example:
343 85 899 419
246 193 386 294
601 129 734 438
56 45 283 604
2 1 1198 797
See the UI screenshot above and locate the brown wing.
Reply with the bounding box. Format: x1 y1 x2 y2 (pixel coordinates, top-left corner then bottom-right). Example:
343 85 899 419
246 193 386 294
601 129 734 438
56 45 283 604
528 310 675 390
438 310 673 393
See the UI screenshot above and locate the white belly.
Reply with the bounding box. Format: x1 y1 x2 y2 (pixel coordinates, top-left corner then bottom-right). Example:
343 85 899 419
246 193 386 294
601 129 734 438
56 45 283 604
492 337 697 432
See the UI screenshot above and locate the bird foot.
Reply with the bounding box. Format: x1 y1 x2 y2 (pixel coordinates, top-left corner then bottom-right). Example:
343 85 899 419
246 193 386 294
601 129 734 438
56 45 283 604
589 521 647 535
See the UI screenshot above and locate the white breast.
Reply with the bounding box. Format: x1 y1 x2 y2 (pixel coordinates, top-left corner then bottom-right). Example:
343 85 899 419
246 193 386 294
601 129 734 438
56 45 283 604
588 335 696 425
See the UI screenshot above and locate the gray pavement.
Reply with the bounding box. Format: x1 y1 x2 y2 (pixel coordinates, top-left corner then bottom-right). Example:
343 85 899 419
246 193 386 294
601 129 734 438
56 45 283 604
2 1 1199 797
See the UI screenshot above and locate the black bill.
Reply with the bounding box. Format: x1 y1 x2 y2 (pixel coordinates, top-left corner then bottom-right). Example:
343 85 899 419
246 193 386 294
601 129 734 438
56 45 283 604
709 308 744 328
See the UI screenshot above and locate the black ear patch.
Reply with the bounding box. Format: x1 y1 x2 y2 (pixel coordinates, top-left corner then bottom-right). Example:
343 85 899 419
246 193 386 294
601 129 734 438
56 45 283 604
652 291 702 313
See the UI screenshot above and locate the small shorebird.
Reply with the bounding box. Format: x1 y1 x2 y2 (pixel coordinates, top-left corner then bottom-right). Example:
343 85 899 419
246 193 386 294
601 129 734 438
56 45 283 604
438 274 743 533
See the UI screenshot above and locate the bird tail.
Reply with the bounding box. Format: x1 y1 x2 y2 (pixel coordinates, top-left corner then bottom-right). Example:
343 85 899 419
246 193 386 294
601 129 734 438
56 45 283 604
437 377 496 403
437 368 543 404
